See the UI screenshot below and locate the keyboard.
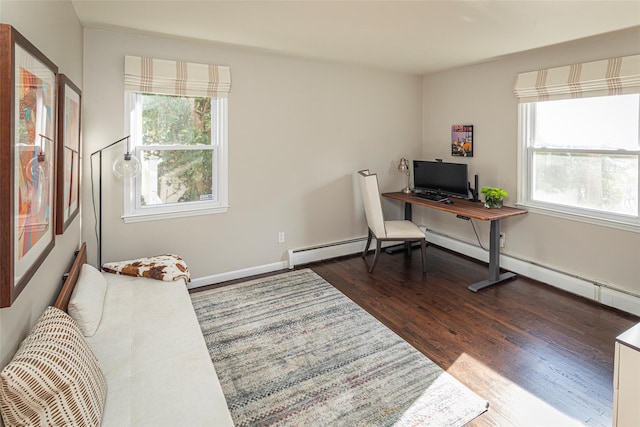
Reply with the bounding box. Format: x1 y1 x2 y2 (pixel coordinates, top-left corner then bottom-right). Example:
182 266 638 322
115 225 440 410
414 192 447 202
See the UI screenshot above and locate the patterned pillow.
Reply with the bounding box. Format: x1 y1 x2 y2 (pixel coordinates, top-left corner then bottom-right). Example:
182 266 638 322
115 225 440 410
102 253 190 282
0 306 107 427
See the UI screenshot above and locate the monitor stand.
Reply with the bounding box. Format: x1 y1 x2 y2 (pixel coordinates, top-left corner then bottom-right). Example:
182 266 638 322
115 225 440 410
468 174 479 202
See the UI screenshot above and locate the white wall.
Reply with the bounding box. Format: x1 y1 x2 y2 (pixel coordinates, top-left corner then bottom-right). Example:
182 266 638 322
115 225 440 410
2 5 633 378
420 27 640 297
0 0 83 368
82 29 423 279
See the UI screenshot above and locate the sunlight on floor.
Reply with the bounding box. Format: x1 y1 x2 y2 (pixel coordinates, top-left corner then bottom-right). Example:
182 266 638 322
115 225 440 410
448 352 586 426
395 372 488 426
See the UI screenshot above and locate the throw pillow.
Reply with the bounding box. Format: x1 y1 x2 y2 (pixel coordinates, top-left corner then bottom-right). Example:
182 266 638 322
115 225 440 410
68 263 107 336
0 306 107 427
102 253 190 282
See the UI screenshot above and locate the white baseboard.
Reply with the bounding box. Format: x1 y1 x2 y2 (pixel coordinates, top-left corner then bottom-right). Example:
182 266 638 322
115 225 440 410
188 238 395 289
190 231 640 317
600 287 640 317
188 261 287 290
189 237 387 289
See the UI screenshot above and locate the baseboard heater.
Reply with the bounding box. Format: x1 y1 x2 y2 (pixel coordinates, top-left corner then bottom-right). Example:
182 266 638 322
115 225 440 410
287 237 370 269
287 237 404 268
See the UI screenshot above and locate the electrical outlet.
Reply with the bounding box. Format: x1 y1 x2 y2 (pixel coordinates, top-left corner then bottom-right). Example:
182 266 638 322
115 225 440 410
278 232 285 243
500 232 505 248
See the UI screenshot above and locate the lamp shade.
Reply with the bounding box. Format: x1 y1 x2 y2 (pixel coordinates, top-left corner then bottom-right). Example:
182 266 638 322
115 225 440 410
112 152 141 179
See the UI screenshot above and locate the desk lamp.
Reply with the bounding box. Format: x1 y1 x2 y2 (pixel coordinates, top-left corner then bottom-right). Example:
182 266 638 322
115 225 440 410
90 136 141 268
397 158 411 194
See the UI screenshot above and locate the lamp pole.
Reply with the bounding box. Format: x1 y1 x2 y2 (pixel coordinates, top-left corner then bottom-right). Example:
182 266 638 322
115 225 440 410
90 136 134 269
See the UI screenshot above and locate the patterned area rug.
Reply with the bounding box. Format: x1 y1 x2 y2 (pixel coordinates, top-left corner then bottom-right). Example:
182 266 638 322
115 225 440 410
191 269 488 426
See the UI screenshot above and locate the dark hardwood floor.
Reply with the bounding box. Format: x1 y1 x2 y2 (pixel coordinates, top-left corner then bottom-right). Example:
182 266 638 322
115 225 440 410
194 245 639 426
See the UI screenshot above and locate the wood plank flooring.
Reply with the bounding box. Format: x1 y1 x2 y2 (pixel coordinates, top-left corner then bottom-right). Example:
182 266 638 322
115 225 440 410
194 245 639 426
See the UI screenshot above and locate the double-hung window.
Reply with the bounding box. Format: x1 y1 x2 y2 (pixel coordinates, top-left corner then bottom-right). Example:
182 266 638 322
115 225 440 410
123 56 231 222
515 55 640 230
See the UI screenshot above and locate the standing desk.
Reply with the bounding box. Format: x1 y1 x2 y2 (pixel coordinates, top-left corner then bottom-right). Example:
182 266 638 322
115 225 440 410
382 192 527 292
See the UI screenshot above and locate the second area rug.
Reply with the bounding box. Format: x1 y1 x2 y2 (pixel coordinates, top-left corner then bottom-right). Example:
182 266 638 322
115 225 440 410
191 269 488 426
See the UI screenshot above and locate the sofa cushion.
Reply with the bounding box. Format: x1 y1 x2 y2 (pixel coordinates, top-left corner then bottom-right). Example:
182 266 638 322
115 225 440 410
0 306 107 427
68 263 108 336
85 273 233 426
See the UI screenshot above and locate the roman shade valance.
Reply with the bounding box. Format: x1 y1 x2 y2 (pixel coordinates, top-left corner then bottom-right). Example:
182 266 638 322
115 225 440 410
513 54 640 103
124 55 231 98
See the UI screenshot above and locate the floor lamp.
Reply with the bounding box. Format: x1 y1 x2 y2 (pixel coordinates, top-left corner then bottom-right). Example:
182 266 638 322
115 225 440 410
90 136 141 269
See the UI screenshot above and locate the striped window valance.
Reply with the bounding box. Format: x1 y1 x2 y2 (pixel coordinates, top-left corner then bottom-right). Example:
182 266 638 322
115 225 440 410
124 55 231 98
513 54 640 103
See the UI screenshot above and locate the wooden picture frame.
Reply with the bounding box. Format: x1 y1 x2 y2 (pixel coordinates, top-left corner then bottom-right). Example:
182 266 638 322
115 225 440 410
0 25 58 308
56 74 81 234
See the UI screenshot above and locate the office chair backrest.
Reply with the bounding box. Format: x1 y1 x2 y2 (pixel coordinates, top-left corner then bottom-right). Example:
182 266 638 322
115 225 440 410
358 170 387 238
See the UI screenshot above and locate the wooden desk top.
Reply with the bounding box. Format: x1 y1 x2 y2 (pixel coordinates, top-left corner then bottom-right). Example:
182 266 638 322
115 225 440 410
382 192 528 222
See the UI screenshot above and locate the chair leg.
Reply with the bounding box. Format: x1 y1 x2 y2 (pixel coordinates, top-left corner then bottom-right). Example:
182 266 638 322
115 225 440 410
363 229 373 258
370 240 382 273
420 239 427 274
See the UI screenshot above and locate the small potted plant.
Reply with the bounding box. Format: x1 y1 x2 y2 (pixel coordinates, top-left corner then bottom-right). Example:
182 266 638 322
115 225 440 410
481 187 508 209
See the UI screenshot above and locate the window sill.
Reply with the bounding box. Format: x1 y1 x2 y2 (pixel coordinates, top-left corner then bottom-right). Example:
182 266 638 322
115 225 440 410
122 205 229 223
515 202 640 233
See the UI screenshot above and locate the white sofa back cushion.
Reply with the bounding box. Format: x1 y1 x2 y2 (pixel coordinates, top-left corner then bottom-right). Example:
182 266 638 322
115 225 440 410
68 263 107 337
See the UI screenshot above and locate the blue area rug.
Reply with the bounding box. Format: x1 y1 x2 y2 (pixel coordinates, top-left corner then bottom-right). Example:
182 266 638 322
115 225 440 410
191 269 488 426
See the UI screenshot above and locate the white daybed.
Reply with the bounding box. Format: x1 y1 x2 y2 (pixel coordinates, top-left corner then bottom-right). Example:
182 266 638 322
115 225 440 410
0 243 234 427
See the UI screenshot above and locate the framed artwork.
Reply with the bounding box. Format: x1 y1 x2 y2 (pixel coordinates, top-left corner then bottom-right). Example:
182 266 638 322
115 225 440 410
0 25 58 307
451 124 473 157
56 74 81 234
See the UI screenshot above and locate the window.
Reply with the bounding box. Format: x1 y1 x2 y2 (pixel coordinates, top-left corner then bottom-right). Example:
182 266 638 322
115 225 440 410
515 55 640 230
125 93 227 220
122 56 230 222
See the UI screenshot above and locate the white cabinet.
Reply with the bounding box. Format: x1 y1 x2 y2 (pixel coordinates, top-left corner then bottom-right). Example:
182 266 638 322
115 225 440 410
613 323 640 427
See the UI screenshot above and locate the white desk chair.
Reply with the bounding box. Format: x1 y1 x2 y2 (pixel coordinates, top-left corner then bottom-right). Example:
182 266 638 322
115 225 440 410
358 170 427 273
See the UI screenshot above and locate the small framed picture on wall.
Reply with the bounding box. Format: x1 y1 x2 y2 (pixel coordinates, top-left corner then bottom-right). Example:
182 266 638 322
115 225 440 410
56 74 81 235
451 124 473 157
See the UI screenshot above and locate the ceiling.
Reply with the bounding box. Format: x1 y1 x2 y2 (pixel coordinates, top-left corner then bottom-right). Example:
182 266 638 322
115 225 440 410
71 0 640 75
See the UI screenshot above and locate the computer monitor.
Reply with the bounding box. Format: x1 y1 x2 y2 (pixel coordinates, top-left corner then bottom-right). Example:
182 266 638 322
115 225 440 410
413 160 469 199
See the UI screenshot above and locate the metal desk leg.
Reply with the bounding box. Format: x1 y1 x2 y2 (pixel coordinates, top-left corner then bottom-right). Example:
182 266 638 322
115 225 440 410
404 202 412 221
468 219 516 292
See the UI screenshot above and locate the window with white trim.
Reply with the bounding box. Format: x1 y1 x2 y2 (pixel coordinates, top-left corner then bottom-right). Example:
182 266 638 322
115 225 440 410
515 55 640 229
122 56 231 222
